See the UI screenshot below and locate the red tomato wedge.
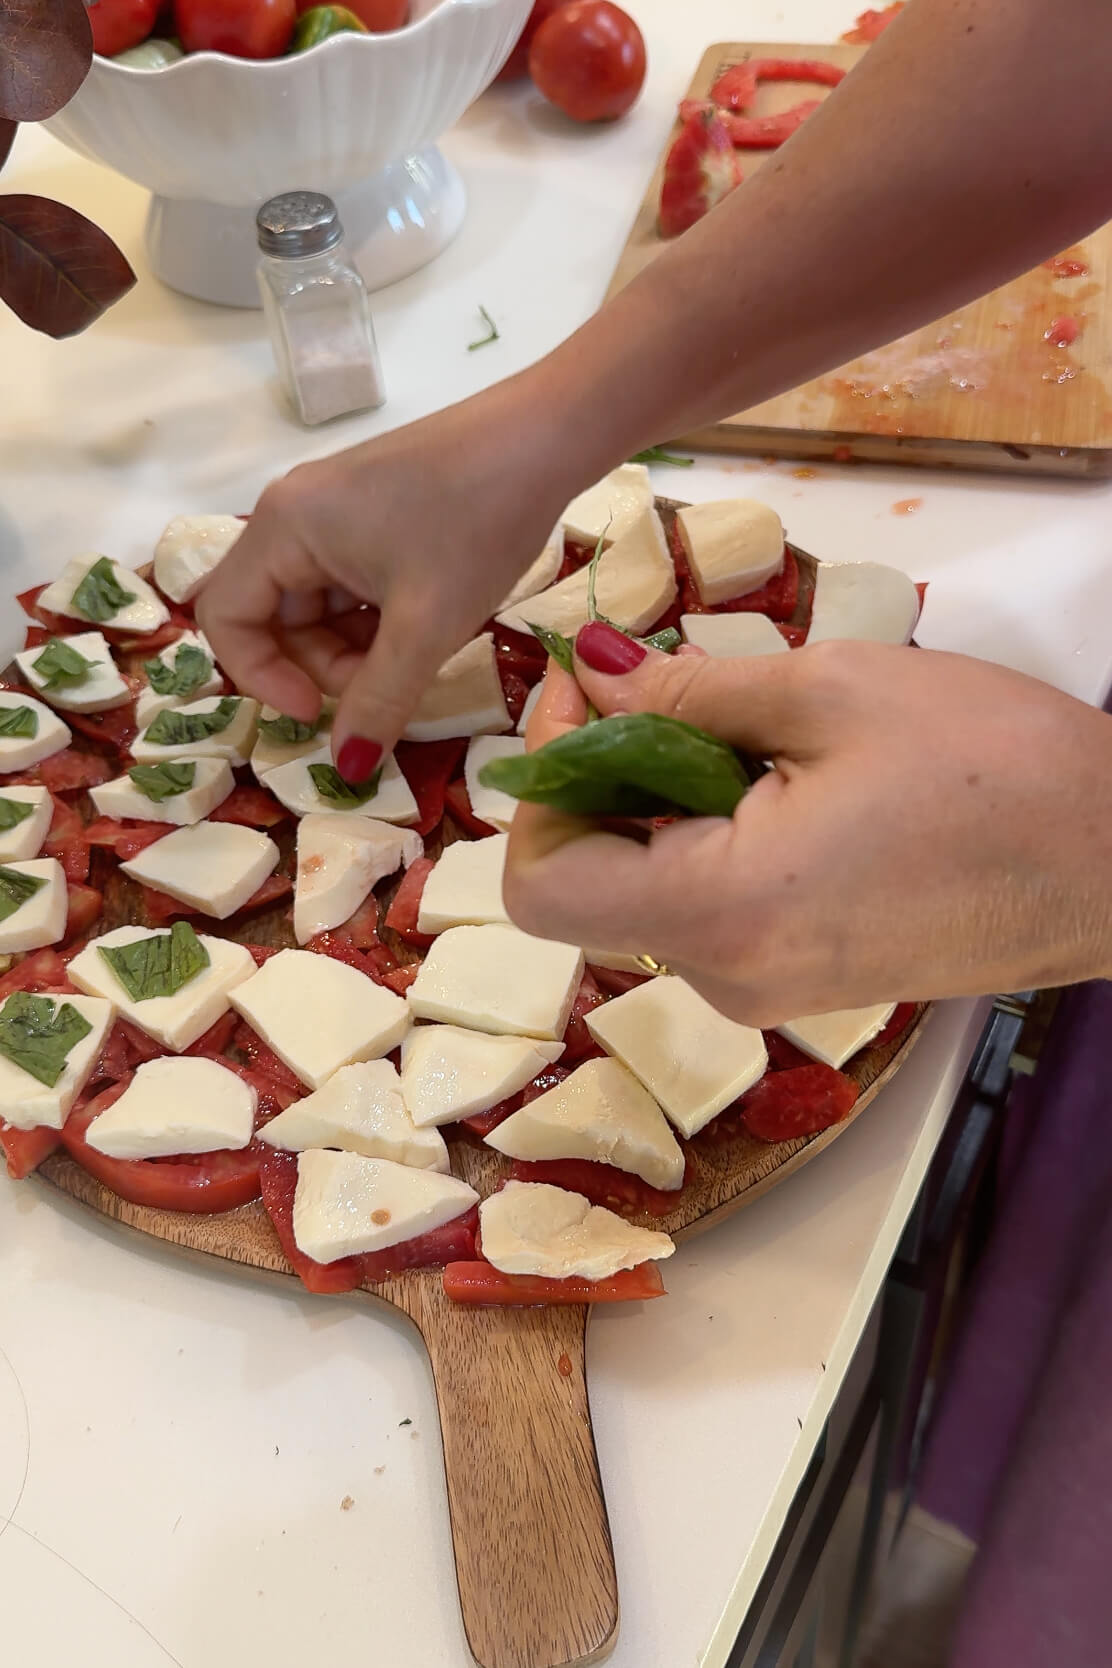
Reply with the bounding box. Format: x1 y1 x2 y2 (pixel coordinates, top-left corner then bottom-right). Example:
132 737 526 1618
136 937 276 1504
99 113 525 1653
0 948 75 998
872 1002 917 1050
259 1148 363 1294
508 1157 684 1218
85 817 169 861
560 970 608 1064
182 1010 239 1057
442 779 498 839
360 1207 479 1283
22 624 51 651
459 1064 572 1139
442 1260 666 1306
740 1063 860 1143
383 855 434 946
0 1119 61 1180
65 883 103 942
232 1020 303 1095
708 57 845 112
44 794 91 882
244 944 282 968
7 748 115 795
209 785 288 829
139 870 291 925
395 738 467 838
65 701 138 755
659 105 743 238
381 964 419 996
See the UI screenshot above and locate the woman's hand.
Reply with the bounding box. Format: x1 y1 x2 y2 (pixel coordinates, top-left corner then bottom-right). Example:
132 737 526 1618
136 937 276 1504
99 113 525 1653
505 627 1112 1025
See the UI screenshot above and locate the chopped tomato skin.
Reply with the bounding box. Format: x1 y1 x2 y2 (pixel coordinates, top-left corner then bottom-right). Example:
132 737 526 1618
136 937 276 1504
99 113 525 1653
841 3 903 44
0 1119 61 1180
383 856 435 946
442 1260 666 1305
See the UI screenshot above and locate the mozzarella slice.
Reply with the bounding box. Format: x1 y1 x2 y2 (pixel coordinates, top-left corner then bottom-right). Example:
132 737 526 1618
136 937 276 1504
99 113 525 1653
0 691 71 774
264 745 419 826
680 613 789 658
675 500 785 606
498 524 565 612
485 1056 684 1190
0 859 67 954
417 834 509 934
15 631 131 713
36 552 170 635
408 925 583 1041
84 1055 256 1159
293 1149 478 1263
497 510 676 639
90 757 235 827
259 1060 448 1172
294 813 421 945
479 1181 674 1281
231 948 410 1090
400 1024 563 1127
0 786 53 862
0 993 114 1131
516 685 542 737
776 1004 897 1070
131 695 259 765
120 823 279 919
561 464 654 546
135 630 223 728
251 701 336 779
68 924 256 1051
583 949 647 974
806 562 920 645
464 735 524 832
153 514 246 604
587 975 768 1138
402 633 510 743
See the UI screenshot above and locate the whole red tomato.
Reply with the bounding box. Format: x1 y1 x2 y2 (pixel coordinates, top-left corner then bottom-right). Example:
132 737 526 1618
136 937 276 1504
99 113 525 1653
528 0 645 122
495 0 565 82
175 0 297 57
295 0 407 26
87 0 160 56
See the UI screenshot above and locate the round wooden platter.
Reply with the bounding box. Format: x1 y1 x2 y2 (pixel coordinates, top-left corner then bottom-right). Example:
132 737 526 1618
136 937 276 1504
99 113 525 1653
22 510 929 1668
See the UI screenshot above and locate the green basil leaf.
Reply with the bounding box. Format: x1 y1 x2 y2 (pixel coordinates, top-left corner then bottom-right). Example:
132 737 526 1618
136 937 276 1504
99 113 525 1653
71 557 137 624
257 713 324 745
478 712 748 819
641 627 682 654
0 797 35 831
308 762 382 807
127 762 196 803
0 991 93 1088
0 865 47 923
527 622 575 676
145 642 212 700
31 637 98 691
98 921 211 1003
0 705 39 739
629 446 694 467
143 696 240 747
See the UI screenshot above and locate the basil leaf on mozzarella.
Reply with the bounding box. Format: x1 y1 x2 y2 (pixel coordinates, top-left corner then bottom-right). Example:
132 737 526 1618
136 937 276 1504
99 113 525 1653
257 713 325 745
308 762 382 807
127 762 197 802
71 556 138 624
144 695 240 747
0 990 93 1087
31 637 98 691
144 642 212 700
0 797 35 831
98 920 211 1002
0 865 47 923
0 705 38 739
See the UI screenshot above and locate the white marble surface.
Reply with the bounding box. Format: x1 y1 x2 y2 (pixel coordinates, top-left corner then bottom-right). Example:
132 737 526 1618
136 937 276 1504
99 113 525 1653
2 1 1112 1664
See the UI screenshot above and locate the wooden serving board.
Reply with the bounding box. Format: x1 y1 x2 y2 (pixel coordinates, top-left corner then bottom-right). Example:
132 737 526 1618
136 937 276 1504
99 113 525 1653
23 516 930 1668
607 43 1112 478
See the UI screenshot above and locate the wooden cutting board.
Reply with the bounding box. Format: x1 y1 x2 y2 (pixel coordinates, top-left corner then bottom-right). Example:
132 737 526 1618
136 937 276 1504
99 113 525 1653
606 43 1112 478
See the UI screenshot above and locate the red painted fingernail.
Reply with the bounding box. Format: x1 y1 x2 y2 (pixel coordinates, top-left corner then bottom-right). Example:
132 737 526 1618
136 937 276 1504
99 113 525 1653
336 737 383 782
575 621 647 675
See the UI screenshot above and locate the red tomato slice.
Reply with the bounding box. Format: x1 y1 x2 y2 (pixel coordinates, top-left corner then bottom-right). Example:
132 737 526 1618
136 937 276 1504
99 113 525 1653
442 1259 665 1305
43 794 91 882
244 944 282 968
0 948 74 997
0 1119 61 1180
381 964 419 996
459 1064 572 1139
383 855 434 946
7 748 115 795
306 930 372 974
118 1018 166 1064
139 870 291 925
209 784 288 829
258 1147 363 1294
182 1009 239 1057
561 970 608 1064
395 739 466 838
359 1206 478 1283
65 883 103 942
22 625 51 651
507 1157 685 1218
492 626 547 682
587 963 649 998
91 1022 138 1087
85 817 168 861
739 1063 860 1143
718 546 800 620
233 1019 304 1095
659 105 744 238
442 779 497 839
230 1062 301 1124
763 1030 813 1071
338 895 382 949
65 701 138 755
873 1002 917 1049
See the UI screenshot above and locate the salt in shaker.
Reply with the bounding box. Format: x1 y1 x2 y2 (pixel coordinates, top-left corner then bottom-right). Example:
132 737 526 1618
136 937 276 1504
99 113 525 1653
256 191 386 426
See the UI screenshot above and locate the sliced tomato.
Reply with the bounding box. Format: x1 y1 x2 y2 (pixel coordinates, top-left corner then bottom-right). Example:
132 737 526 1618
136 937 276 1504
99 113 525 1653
244 943 283 968
739 1063 859 1143
500 670 531 727
872 1002 917 1050
338 895 382 949
719 545 800 620
22 624 51 651
395 738 467 838
841 3 903 44
362 940 402 982
383 855 434 946
561 969 608 1064
587 963 649 998
8 747 115 795
209 784 288 829
306 930 372 973
443 779 498 839
85 816 168 861
508 1157 685 1218
233 1019 303 1094
0 947 74 997
62 1082 262 1213
44 794 91 882
0 1118 61 1180
258 1147 363 1294
140 869 291 925
65 883 102 942
492 626 547 683
65 701 137 754
763 1029 813 1071
443 1259 666 1305
90 1022 138 1087
359 1206 478 1283
182 1009 239 1057
659 104 744 238
111 609 193 655
460 1064 572 1139
117 1017 166 1064
230 1062 301 1124
381 963 420 996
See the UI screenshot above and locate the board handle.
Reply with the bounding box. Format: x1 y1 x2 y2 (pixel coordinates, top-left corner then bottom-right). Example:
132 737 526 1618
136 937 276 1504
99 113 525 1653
412 1291 619 1668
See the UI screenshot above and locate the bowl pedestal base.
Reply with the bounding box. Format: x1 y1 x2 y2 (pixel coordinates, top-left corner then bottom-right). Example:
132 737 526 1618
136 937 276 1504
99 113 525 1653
145 145 467 309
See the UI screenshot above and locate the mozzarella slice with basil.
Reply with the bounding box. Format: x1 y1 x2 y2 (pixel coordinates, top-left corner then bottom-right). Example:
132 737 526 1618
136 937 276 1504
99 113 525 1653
131 694 259 765
407 924 583 1041
294 812 421 944
135 630 223 728
0 787 53 862
292 1149 478 1264
479 1180 674 1281
675 499 785 606
496 509 676 639
264 745 418 825
153 514 246 605
0 991 114 1131
0 859 67 955
36 552 169 635
0 691 71 774
775 1004 897 1069
15 631 131 712
401 633 511 743
91 758 235 827
68 922 256 1051
251 702 335 779
120 822 279 919
259 1060 449 1172
84 1056 256 1159
464 736 524 831
806 562 921 645
560 464 654 546
417 833 510 934
231 948 410 1090
400 1025 564 1128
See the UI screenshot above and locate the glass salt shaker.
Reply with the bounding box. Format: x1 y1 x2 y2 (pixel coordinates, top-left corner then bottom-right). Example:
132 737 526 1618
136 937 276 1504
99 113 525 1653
256 191 386 427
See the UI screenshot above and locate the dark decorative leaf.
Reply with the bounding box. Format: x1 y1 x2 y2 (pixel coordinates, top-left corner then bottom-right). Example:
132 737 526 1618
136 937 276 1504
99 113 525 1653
0 120 16 172
128 762 196 802
0 193 135 338
0 863 47 922
0 990 92 1088
0 0 92 123
308 762 381 807
99 921 210 1003
0 704 38 738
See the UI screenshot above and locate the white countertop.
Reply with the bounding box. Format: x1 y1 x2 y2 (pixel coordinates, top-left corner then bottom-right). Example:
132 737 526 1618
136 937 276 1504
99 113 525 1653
2 3 1112 1665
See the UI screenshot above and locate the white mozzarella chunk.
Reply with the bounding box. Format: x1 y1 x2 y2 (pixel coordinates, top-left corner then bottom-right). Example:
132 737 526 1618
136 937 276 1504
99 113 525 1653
263 745 419 826
0 993 114 1131
485 1056 684 1191
15 631 131 713
294 813 421 945
68 924 256 1052
134 630 223 727
583 949 647 974
587 976 768 1138
0 786 53 862
0 691 71 774
153 514 246 604
250 701 335 778
131 694 259 765
497 510 676 640
259 1061 448 1172
402 633 511 743
293 1149 478 1263
675 500 785 607
120 823 279 919
560 464 654 546
231 948 410 1090
36 552 170 635
680 613 789 658
806 562 920 645
775 1004 897 1070
408 925 583 1041
479 1181 674 1281
0 859 67 954
90 757 235 828
84 1055 256 1159
516 685 542 737
464 735 524 832
400 1025 563 1128
498 524 564 611
417 834 509 934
